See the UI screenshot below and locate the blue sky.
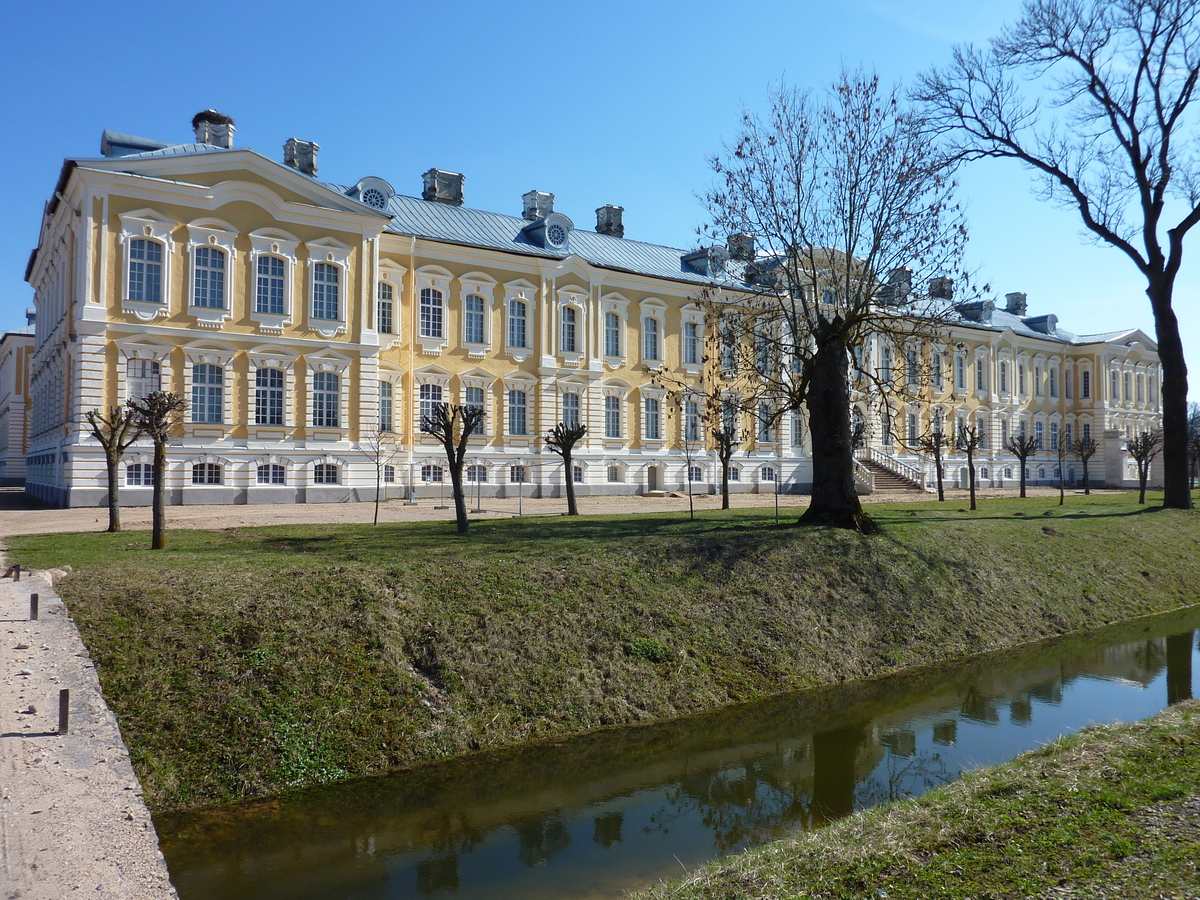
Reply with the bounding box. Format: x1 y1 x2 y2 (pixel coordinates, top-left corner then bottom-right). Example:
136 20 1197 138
4 0 1195 383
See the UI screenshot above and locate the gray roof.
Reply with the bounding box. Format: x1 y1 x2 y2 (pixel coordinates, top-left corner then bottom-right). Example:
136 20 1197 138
109 142 234 160
951 304 1150 348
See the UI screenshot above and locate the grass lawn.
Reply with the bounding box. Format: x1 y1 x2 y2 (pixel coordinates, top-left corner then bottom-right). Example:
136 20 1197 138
633 699 1200 900
8 491 1200 812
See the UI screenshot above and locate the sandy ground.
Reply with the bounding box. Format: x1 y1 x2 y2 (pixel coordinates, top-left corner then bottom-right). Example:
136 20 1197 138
0 481 1093 899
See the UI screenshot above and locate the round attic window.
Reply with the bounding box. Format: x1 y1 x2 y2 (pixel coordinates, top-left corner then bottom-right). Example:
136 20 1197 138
546 222 568 248
361 188 388 210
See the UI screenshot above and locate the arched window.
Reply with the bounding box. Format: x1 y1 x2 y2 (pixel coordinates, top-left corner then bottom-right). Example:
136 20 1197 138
421 464 444 483
192 463 222 484
508 300 527 348
607 465 622 483
466 465 488 483
257 464 286 485
128 238 164 304
314 463 339 484
192 364 223 424
126 463 153 487
313 372 339 428
572 465 583 484
193 246 226 308
761 466 776 482
1034 420 1045 449
256 256 286 314
684 400 700 441
1081 370 1091 398
383 465 396 483
683 322 700 365
463 295 485 344
644 396 661 440
379 381 394 432
420 288 444 338
419 383 442 425
999 361 1009 393
312 263 340 320
605 312 621 357
127 359 160 400
508 389 528 435
605 395 621 438
509 464 526 483
255 368 284 426
643 317 660 361
377 282 395 334
728 467 741 481
688 465 703 482
561 307 578 353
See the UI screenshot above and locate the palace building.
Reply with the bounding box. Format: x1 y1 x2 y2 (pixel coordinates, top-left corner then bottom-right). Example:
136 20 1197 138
22 111 1162 507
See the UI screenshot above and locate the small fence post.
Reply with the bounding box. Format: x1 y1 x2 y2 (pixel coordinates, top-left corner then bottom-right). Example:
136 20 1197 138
12 564 19 582
58 689 69 734
30 593 38 621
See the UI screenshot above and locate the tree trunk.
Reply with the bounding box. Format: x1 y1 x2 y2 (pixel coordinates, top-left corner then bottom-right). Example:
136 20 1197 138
151 440 167 550
799 325 874 532
105 452 121 533
449 461 469 534
966 451 976 511
1138 464 1149 505
1082 456 1091 495
934 454 944 502
374 465 382 526
563 452 578 516
720 451 730 510
1019 463 1027 499
1149 279 1192 509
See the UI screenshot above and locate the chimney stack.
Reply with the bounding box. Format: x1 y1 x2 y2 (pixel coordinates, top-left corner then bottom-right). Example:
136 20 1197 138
522 190 554 221
929 276 955 300
422 169 465 206
192 110 235 148
1005 291 1028 315
727 233 755 262
283 138 320 177
595 204 624 238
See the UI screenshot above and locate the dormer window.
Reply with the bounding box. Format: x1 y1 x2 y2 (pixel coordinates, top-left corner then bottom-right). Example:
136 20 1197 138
349 176 395 212
547 222 568 248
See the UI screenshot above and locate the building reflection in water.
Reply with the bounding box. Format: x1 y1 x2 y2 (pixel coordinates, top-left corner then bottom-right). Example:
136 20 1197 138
1166 632 1194 705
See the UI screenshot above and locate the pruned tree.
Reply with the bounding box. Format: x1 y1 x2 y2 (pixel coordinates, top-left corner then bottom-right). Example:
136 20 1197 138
420 403 487 534
544 421 587 516
703 70 969 532
956 423 984 511
666 390 706 520
1054 435 1070 506
84 406 142 533
126 391 187 550
362 429 399 526
1128 430 1163 504
917 0 1200 511
1006 434 1040 499
1073 435 1099 494
910 426 952 502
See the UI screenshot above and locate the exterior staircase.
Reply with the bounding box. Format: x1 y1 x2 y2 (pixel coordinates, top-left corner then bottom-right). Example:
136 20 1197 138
857 457 926 492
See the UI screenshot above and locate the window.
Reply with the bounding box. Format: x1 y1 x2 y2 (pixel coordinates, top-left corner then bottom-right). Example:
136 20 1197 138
1111 369 1120 401
126 463 153 487
256 256 286 315
908 413 919 444
379 381 394 432
561 307 578 353
466 464 487 483
128 238 163 304
881 411 893 447
689 465 703 482
419 383 443 426
314 463 339 484
1038 467 1046 480
721 322 738 370
383 465 396 483
421 464 444 483
508 389 527 435
1083 423 1091 441
1034 365 1042 395
508 300 527 348
1018 364 1027 395
1150 376 1158 404
1136 373 1145 403
509 464 526 483
975 358 986 394
312 263 339 320
1064 423 1074 447
757 402 773 442
755 326 772 372
684 400 700 441
193 246 225 308
1050 422 1059 450
954 355 965 390
728 467 741 481
643 317 660 361
1123 372 1132 403
881 346 893 381
932 354 943 390
192 364 223 424
1082 370 1091 399
792 413 805 447
1049 367 1058 398
907 348 920 385
313 372 340 428
1066 369 1073 399
605 395 621 438
192 463 221 485
999 361 1008 393
980 466 988 479
127 359 160 400
607 465 622 483
1000 418 1009 447
420 288 444 338
257 464 286 485
465 385 485 413
683 322 700 365
761 466 776 482
377 282 395 334
644 397 661 440
572 465 583 484
562 392 580 428
255 368 285 426
977 417 989 448
605 312 621 357
1005 467 1013 479
464 294 485 344
1035 420 1045 449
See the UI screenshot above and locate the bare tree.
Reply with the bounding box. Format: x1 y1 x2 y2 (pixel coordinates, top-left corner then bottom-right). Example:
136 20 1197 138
917 0 1200 510
1187 401 1200 488
1054 434 1071 506
1006 434 1040 499
126 392 187 550
362 429 399 526
544 421 587 516
956 423 984 511
1072 436 1099 495
83 406 142 533
911 426 952 502
420 403 486 534
1128 430 1163 503
704 70 968 531
667 391 705 520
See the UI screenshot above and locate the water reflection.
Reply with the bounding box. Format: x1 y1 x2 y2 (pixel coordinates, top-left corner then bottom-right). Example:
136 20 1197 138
160 608 1200 900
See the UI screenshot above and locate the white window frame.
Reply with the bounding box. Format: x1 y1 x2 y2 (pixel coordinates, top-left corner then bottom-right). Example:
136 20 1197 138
119 210 175 321
458 273 496 356
186 220 237 328
503 281 538 363
249 229 299 333
307 355 350 433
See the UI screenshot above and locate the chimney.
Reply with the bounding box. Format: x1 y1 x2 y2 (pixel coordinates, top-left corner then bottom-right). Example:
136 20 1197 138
1005 291 1028 316
522 190 555 221
192 110 235 148
596 204 624 238
283 138 320 177
727 233 755 262
929 276 955 300
25 307 35 327
422 169 465 206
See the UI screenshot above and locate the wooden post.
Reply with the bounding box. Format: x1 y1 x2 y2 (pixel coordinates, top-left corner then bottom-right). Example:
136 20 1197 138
30 593 38 621
58 689 69 734
13 564 19 582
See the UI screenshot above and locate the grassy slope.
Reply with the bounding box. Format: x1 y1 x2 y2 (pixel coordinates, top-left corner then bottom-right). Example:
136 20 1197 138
634 700 1200 900
8 492 1200 813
